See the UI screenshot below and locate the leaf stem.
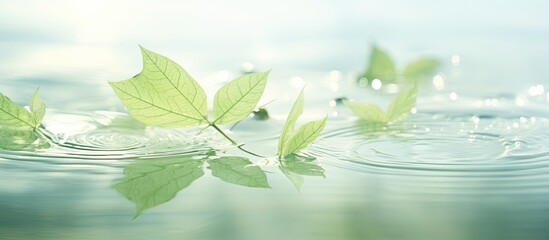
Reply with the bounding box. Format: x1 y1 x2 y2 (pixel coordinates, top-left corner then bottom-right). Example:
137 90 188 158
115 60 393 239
209 123 265 157
210 124 238 145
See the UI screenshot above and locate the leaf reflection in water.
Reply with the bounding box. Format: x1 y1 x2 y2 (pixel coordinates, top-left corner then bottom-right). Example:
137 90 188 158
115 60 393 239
279 154 325 192
113 151 271 219
0 127 50 151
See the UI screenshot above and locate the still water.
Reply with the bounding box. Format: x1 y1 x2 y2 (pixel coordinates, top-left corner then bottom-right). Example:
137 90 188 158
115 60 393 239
1 1 549 239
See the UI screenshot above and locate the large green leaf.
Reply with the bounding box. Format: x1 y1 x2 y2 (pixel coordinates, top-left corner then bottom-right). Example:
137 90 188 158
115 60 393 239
208 156 270 188
282 116 327 157
277 88 305 155
112 155 206 218
30 88 45 126
361 45 396 83
212 71 269 124
386 84 417 122
0 91 38 129
343 100 386 123
110 46 208 127
403 58 440 82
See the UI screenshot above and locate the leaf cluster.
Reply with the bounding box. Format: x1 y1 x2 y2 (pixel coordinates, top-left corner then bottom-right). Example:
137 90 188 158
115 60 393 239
358 45 440 84
344 85 417 123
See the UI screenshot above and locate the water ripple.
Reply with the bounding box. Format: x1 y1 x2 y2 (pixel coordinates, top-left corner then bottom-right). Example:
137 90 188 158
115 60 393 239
310 112 549 178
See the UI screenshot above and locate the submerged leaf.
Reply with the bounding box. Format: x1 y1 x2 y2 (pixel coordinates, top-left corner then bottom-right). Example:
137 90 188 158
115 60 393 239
110 46 208 128
403 58 440 82
282 116 327 157
360 45 396 83
0 90 40 129
277 88 304 156
112 155 206 218
343 100 386 123
386 84 417 122
30 88 45 126
208 156 270 188
213 71 269 124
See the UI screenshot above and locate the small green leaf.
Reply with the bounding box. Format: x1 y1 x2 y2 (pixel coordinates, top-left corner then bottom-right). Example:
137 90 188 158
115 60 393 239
30 88 45 127
343 100 386 123
112 155 206 218
361 45 396 83
277 88 304 155
0 91 38 129
403 58 440 82
386 85 417 122
110 46 208 128
282 116 327 157
213 71 269 124
208 156 270 188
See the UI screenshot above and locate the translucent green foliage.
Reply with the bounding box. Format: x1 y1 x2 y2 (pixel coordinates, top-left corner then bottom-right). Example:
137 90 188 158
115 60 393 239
278 89 327 158
344 85 417 123
109 46 208 127
360 45 396 83
113 152 270 218
0 89 45 129
281 117 327 157
277 89 304 154
343 102 386 123
30 89 45 126
207 157 269 188
110 47 269 147
0 128 50 151
112 155 206 218
279 154 325 192
213 71 269 124
403 58 440 82
386 84 417 122
358 45 440 84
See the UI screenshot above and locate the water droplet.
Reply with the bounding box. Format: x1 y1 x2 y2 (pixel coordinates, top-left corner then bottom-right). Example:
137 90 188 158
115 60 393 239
449 92 458 100
451 55 461 66
432 75 445 90
371 79 382 90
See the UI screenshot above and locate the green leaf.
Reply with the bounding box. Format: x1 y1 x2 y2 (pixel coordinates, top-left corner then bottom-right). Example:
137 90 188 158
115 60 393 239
277 88 304 155
361 45 396 83
0 91 38 129
343 100 386 123
207 156 270 188
29 88 45 127
109 46 208 128
0 127 50 151
386 84 417 122
403 58 440 82
344 85 417 123
282 116 327 157
112 155 206 218
213 71 269 124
